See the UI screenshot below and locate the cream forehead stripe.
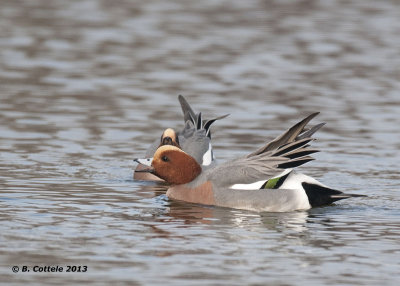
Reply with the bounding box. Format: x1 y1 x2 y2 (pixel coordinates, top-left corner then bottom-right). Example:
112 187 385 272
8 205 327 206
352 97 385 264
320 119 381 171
154 145 186 158
162 128 177 140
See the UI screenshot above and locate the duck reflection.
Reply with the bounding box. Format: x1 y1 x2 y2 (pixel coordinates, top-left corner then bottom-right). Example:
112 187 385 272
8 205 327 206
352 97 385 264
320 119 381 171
136 183 310 232
135 183 359 251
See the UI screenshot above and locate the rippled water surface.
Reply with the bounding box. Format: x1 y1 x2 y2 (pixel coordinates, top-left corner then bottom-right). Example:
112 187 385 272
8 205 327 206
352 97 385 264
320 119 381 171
1 0 400 285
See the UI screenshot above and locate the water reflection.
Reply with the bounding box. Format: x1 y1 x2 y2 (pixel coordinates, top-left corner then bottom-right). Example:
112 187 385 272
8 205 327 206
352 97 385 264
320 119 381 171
260 211 309 233
137 183 311 233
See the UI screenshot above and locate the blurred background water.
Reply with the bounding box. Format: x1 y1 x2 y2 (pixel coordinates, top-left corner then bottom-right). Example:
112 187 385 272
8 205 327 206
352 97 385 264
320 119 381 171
1 0 399 285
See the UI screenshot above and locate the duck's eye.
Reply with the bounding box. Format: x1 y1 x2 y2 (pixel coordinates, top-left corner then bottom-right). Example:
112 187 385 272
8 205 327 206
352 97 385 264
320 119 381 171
161 155 169 162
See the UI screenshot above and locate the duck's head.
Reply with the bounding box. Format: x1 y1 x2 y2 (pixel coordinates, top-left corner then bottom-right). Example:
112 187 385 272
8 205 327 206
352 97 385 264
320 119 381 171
159 128 181 148
135 145 201 185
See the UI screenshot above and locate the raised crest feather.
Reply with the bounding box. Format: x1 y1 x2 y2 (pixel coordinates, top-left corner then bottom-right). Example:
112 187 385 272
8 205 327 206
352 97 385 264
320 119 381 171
178 95 229 138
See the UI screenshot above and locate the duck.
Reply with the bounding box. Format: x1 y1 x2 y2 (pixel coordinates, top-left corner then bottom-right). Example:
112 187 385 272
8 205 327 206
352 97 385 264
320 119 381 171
134 95 228 181
134 113 366 212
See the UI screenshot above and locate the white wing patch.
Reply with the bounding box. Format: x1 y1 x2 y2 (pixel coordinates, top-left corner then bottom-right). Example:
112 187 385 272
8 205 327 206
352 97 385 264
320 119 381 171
229 169 292 190
230 179 268 190
202 143 213 166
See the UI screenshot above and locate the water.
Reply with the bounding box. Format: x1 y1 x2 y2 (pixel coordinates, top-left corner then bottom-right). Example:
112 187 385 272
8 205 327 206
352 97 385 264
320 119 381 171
1 0 399 285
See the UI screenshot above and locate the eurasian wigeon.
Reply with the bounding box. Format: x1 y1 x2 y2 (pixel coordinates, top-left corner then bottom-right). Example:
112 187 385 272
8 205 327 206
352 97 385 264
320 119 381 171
134 95 228 181
135 113 365 212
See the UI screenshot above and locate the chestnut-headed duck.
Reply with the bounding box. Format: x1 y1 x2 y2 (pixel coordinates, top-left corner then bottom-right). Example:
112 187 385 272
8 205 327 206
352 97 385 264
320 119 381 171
135 113 366 212
134 95 228 181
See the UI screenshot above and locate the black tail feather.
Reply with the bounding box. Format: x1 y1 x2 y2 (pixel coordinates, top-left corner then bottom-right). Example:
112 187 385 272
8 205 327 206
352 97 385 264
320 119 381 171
302 182 366 207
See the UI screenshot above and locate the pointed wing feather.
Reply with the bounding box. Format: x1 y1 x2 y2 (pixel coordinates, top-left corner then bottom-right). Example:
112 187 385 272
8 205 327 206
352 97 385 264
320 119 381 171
276 157 314 169
246 112 322 158
206 155 288 187
206 113 322 187
197 112 203 130
282 148 319 159
178 94 196 124
297 123 325 140
203 114 229 138
273 138 314 156
207 142 316 187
